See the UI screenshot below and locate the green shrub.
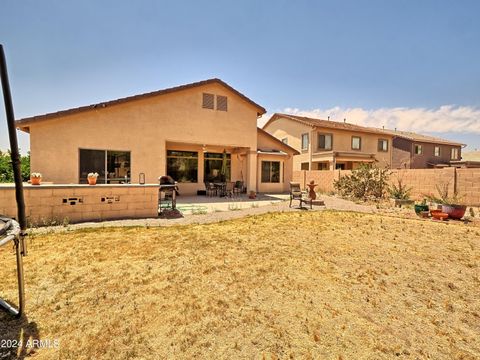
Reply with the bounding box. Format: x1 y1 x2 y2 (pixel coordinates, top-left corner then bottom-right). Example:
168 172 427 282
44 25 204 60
333 164 390 201
389 178 412 200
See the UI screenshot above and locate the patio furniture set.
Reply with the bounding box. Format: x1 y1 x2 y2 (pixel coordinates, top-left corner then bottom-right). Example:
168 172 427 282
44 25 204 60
205 181 245 198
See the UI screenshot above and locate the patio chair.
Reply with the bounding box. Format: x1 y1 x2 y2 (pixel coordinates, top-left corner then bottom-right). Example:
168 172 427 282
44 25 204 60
233 181 244 196
224 182 235 198
205 182 217 197
289 182 312 209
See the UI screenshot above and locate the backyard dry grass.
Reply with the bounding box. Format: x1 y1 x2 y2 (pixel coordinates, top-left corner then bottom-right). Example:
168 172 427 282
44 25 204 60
1 211 479 359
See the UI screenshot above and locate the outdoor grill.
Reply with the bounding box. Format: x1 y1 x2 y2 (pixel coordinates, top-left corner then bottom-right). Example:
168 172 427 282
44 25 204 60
158 176 179 212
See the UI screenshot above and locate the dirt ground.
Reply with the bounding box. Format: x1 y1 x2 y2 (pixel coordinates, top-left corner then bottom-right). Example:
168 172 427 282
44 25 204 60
1 211 479 359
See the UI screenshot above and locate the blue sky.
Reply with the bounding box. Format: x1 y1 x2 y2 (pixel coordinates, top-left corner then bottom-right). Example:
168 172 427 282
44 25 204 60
1 0 479 153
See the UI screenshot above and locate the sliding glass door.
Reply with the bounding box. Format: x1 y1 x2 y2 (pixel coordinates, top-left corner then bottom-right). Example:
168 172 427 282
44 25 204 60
79 149 131 184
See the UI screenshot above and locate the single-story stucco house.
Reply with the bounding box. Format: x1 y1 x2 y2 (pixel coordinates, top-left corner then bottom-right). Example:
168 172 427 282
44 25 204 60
16 78 298 195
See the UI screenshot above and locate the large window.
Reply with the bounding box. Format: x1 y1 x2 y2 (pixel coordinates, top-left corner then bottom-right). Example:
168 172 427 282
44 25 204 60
204 152 231 182
79 149 131 184
261 161 280 183
167 150 198 183
414 144 423 155
351 136 361 150
318 133 332 150
301 133 309 151
378 139 388 152
434 146 441 157
451 148 459 160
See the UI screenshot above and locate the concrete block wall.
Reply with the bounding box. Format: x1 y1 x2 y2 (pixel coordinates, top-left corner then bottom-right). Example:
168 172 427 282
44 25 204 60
292 168 480 206
0 184 159 226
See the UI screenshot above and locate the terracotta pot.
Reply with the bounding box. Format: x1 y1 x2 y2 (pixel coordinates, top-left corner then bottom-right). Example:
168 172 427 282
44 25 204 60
87 177 97 185
430 209 448 221
249 192 256 199
30 176 41 185
441 204 466 220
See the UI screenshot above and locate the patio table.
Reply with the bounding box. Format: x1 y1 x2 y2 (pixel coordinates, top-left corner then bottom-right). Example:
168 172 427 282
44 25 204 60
213 182 226 197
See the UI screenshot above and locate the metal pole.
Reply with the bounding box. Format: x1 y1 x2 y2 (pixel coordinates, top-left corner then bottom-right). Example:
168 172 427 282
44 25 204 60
0 44 27 318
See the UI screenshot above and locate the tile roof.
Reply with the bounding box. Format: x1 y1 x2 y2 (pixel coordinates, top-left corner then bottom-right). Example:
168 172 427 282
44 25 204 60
257 127 300 155
373 128 465 146
264 113 465 146
16 78 266 130
264 113 392 136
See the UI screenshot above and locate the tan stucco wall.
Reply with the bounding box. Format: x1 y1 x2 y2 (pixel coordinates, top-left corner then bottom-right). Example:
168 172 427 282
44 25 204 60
264 116 393 169
256 129 296 192
256 154 292 193
262 117 311 170
26 82 260 194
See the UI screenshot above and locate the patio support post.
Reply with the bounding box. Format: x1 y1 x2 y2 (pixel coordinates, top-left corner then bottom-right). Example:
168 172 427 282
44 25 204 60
246 150 257 193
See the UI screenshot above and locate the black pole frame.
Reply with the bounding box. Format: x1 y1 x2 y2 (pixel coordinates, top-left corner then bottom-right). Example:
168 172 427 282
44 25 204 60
0 44 27 318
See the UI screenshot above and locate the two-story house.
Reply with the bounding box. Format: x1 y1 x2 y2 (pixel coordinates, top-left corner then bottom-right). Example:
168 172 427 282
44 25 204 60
16 79 299 194
263 113 393 170
376 129 465 169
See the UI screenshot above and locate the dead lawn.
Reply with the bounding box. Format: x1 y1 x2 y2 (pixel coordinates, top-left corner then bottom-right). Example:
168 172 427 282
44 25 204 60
1 211 479 359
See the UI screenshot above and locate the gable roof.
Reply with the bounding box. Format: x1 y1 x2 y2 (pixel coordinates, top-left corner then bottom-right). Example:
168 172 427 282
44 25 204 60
257 127 300 155
263 113 390 136
264 113 464 146
16 78 266 131
374 128 465 146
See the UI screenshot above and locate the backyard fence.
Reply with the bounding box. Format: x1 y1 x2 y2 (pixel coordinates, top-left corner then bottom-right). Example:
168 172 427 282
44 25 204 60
293 167 480 206
0 184 159 226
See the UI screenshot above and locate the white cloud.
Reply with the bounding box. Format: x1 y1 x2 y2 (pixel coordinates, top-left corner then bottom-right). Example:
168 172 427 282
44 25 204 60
258 105 480 134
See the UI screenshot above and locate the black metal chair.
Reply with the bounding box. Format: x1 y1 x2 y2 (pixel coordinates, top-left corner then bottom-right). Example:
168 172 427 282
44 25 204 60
233 181 244 196
205 182 217 197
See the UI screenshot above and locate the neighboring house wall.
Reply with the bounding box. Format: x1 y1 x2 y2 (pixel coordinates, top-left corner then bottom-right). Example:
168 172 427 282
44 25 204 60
262 116 311 170
392 138 462 169
392 137 412 169
263 116 393 170
26 82 260 193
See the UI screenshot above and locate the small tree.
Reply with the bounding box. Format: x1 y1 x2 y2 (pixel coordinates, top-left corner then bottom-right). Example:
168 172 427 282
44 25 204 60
0 150 30 183
334 164 390 201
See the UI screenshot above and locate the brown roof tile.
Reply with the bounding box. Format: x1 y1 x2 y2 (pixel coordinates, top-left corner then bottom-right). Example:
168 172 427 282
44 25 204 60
264 113 390 136
264 113 465 146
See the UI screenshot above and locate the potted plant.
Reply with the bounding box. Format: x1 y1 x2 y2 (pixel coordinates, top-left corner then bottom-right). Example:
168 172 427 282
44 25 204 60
248 190 256 199
389 178 413 207
425 183 466 220
30 172 42 185
414 199 429 215
87 172 99 185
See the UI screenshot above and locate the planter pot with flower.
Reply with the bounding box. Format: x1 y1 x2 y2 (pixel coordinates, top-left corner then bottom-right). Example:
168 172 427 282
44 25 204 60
30 172 42 185
248 191 256 199
87 172 99 185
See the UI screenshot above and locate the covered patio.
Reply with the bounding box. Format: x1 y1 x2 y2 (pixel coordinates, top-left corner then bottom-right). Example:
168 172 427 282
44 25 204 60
165 141 255 196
